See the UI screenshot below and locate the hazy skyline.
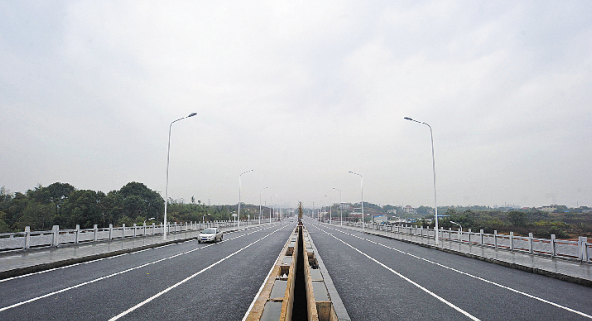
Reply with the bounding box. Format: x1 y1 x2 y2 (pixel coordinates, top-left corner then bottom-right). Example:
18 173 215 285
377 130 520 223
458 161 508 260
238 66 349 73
1 1 591 209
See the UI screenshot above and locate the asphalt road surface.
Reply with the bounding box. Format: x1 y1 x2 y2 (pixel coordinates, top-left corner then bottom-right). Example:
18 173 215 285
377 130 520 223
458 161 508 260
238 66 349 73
0 222 294 321
306 219 592 321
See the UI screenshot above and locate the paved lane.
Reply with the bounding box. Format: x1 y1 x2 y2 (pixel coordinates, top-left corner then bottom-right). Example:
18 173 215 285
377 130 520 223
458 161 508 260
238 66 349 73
307 220 592 321
0 222 294 321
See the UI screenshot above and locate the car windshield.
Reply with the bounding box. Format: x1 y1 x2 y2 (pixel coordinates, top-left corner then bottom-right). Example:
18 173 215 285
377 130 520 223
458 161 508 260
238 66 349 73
202 229 216 234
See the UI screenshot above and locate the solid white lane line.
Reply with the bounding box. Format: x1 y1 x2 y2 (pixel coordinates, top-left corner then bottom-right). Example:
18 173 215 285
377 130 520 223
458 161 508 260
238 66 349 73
317 227 480 321
109 225 286 321
318 224 592 320
0 226 281 312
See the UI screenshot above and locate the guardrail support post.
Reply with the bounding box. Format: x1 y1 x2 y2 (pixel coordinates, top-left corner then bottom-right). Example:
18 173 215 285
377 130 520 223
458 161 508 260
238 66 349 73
122 224 126 238
494 230 498 249
550 234 556 256
152 223 156 236
52 225 59 247
528 233 534 254
133 223 137 238
75 224 80 244
94 224 98 242
579 237 588 261
480 229 484 245
510 232 514 250
468 228 471 244
25 226 31 250
109 223 113 240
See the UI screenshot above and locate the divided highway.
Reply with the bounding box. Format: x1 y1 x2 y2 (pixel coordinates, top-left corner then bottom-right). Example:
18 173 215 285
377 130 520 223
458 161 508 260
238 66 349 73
0 223 293 321
307 220 592 321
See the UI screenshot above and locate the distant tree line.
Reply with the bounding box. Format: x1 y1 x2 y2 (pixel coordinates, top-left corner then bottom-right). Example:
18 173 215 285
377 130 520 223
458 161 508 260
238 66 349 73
0 182 274 233
0 182 164 232
418 208 592 239
321 202 592 239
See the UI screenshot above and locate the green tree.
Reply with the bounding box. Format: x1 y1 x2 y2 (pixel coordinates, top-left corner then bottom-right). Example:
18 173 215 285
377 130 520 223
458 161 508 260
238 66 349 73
507 211 527 227
119 182 164 222
60 190 102 228
16 201 54 230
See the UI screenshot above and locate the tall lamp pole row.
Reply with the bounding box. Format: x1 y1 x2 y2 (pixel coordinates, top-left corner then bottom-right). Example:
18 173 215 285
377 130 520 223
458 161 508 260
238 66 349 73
164 112 196 240
332 187 343 227
259 186 269 225
238 170 253 228
404 117 439 246
348 171 364 232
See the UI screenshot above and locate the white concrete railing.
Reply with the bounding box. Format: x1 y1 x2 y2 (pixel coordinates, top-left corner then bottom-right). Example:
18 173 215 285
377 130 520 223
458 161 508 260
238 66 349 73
341 221 591 262
0 219 259 251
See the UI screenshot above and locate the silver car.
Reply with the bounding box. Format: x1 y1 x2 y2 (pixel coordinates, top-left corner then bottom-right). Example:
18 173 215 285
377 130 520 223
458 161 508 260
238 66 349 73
198 228 223 243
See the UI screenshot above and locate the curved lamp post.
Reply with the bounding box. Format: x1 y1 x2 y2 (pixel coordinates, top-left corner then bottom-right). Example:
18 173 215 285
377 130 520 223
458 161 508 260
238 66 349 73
259 186 269 225
450 220 462 234
332 187 343 227
324 195 332 224
348 171 364 232
238 170 253 228
404 116 439 246
164 112 196 240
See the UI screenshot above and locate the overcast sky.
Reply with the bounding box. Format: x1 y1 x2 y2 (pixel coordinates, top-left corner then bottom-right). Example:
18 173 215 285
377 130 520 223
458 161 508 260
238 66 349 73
1 1 591 209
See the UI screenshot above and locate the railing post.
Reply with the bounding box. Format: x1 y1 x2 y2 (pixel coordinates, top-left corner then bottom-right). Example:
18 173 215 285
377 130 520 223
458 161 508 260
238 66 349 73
143 222 146 236
550 234 556 256
585 237 589 261
468 228 472 244
420 226 423 237
94 224 98 242
528 233 534 254
133 223 137 238
458 228 462 242
480 229 484 245
52 225 60 247
579 237 588 261
25 226 31 250
122 223 126 239
152 223 156 236
75 224 80 244
510 232 514 250
109 223 113 240
494 230 498 249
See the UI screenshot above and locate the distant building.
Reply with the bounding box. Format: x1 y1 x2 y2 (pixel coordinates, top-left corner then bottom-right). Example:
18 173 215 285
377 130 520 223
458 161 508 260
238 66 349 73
404 206 416 214
373 215 389 223
540 205 558 213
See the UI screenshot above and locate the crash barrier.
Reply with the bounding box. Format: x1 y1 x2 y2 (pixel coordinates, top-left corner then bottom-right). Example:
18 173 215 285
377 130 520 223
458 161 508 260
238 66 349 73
343 222 590 262
246 225 346 321
0 220 262 251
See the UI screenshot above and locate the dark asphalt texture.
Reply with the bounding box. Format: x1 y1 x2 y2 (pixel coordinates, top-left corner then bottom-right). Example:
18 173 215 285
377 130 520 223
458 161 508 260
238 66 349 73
0 222 294 321
306 220 592 321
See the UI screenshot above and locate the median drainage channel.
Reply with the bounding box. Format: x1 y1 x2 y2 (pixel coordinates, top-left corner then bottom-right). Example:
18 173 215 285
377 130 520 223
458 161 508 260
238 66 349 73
246 225 346 321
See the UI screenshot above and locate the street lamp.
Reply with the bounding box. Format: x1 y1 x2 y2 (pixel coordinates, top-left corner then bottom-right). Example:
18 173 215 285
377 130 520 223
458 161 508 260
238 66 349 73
450 221 462 234
404 116 439 246
324 195 332 224
348 171 364 232
259 186 269 225
238 170 253 228
332 187 343 227
164 112 197 240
